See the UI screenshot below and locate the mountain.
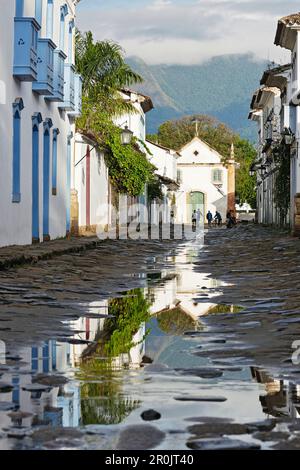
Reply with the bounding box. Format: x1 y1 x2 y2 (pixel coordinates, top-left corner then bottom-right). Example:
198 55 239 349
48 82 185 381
126 54 268 142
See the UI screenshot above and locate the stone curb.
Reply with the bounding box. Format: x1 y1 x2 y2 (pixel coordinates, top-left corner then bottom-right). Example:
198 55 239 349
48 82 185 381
0 237 103 271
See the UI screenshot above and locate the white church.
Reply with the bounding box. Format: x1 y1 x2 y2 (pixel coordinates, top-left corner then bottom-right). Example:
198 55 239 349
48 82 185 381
175 137 236 224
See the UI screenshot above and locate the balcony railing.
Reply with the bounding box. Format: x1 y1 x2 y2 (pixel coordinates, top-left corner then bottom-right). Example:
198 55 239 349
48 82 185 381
68 74 83 117
58 64 75 112
32 38 56 95
13 17 40 81
45 50 66 102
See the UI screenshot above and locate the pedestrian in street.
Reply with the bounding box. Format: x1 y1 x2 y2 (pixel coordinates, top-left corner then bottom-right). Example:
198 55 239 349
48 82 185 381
214 211 222 226
226 210 236 229
206 210 213 227
196 208 202 226
192 210 197 229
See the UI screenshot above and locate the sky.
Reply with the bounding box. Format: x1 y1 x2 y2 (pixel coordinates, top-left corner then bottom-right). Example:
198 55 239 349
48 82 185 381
77 0 300 65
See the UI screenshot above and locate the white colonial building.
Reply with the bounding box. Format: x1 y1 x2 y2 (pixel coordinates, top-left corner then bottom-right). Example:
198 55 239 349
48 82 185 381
73 89 153 235
249 85 283 225
250 13 300 233
146 140 180 220
175 137 235 224
0 0 82 248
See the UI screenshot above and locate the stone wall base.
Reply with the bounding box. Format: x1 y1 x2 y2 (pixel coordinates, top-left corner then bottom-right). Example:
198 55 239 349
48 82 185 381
78 225 109 237
293 193 300 237
70 189 79 236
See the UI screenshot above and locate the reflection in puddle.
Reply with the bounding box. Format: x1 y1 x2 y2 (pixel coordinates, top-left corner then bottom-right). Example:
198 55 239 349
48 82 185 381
0 242 299 449
154 307 202 336
251 367 300 419
204 304 245 315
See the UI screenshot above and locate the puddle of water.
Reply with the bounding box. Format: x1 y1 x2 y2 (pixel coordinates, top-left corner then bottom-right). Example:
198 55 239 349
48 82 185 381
203 304 245 315
0 243 299 450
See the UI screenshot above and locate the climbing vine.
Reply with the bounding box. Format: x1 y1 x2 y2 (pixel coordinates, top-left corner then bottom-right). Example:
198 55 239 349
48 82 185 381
105 130 155 196
147 176 164 201
104 289 151 357
77 101 155 197
273 143 290 225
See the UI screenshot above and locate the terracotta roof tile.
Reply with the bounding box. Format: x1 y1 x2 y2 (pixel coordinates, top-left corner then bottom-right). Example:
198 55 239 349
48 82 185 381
278 13 300 26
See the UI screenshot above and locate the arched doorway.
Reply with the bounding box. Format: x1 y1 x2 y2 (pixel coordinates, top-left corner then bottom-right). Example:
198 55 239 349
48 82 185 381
187 191 205 223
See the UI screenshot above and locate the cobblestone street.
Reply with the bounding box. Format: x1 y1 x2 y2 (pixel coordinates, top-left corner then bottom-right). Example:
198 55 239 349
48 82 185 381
1 226 300 450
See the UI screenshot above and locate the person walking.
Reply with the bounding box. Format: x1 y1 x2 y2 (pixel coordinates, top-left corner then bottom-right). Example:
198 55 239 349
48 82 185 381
196 208 202 226
206 210 213 227
226 210 236 229
214 211 222 226
192 210 197 229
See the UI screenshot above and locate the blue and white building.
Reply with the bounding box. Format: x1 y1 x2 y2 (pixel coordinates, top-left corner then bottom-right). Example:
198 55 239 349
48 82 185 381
0 0 82 247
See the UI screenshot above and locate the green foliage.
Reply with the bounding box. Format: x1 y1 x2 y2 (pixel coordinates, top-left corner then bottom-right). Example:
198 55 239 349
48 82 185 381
147 177 164 200
80 382 140 425
75 30 155 196
79 361 140 425
156 308 201 335
105 130 155 196
273 143 290 224
235 139 257 208
205 304 244 315
105 290 151 357
76 30 142 118
149 114 257 206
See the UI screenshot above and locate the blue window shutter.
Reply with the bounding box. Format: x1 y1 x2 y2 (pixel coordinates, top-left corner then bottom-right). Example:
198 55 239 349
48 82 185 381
43 130 50 237
66 133 73 233
52 129 59 195
12 99 24 203
12 111 21 202
15 0 24 17
31 347 39 371
32 125 39 239
43 118 53 239
32 112 42 242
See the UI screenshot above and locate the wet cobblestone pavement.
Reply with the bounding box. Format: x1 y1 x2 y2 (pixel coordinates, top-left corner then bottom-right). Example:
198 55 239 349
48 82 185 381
1 226 300 450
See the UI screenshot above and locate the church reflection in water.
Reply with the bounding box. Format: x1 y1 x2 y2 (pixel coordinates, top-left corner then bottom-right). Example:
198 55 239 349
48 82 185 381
1 244 300 433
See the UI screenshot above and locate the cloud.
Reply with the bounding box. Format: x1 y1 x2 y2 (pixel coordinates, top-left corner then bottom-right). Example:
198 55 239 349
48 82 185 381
77 0 297 64
149 0 172 9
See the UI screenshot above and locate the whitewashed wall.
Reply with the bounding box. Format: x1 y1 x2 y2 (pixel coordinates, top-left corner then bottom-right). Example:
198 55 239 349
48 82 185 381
176 137 228 223
74 134 110 231
0 0 76 247
146 141 178 182
114 92 146 143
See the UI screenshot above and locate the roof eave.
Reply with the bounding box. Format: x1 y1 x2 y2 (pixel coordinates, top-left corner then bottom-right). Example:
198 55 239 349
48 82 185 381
275 22 298 50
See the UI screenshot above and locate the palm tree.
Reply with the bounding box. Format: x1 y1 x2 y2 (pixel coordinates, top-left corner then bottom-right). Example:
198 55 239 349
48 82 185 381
75 30 143 118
